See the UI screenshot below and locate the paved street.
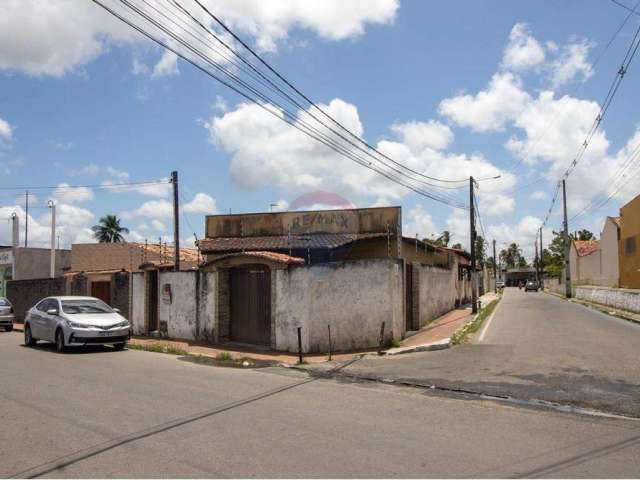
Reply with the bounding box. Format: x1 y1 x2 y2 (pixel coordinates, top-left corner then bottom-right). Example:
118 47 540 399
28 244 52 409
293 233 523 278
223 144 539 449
324 288 640 416
1 323 640 478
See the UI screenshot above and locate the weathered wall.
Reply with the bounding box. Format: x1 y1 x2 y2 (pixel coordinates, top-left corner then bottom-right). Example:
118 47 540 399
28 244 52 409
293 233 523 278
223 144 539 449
575 285 640 314
13 248 71 280
600 218 620 287
111 272 130 318
274 258 403 353
131 272 145 334
544 277 566 295
6 277 66 320
619 194 640 289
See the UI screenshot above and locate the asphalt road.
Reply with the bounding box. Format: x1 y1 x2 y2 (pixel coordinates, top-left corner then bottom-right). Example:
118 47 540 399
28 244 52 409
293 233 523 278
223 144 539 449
330 288 640 416
1 328 640 478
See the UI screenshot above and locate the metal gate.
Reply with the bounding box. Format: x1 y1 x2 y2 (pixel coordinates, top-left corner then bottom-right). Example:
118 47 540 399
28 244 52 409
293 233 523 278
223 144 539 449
91 281 111 305
147 270 158 332
230 265 271 346
405 263 414 331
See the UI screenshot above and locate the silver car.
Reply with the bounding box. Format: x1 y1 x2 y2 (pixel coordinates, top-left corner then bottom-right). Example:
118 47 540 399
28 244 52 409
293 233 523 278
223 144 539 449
24 296 130 353
0 297 14 331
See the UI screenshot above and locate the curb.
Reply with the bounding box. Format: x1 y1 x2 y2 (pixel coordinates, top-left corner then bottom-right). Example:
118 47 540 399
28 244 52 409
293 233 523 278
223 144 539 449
383 338 451 356
543 290 640 325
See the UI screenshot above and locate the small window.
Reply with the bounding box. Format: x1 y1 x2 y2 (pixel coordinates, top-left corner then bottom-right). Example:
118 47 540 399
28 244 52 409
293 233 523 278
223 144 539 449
625 236 637 256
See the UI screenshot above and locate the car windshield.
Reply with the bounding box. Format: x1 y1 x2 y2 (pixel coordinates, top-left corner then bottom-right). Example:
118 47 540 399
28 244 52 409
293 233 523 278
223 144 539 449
61 299 113 314
0 298 10 306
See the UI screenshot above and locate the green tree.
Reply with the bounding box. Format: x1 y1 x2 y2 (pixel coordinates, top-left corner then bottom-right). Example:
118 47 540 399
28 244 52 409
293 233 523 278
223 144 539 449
545 230 567 277
431 230 450 247
451 242 463 250
499 242 527 269
475 235 487 267
571 229 595 241
92 214 130 243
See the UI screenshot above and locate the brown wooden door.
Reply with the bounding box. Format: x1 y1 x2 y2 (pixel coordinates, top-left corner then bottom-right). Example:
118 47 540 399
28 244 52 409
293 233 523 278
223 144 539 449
405 263 414 331
147 270 158 332
230 265 271 346
91 281 111 306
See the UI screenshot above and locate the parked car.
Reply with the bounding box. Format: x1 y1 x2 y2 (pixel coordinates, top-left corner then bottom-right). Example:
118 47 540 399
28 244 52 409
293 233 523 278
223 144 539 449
0 297 14 331
496 281 505 289
24 296 130 353
524 281 539 292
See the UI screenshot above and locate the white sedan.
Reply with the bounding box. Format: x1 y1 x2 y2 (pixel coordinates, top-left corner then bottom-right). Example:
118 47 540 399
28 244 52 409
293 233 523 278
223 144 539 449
24 296 130 353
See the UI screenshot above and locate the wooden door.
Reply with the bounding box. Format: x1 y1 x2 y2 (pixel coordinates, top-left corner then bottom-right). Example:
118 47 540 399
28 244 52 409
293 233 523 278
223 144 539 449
91 281 111 306
147 270 158 332
230 265 271 346
405 263 414 331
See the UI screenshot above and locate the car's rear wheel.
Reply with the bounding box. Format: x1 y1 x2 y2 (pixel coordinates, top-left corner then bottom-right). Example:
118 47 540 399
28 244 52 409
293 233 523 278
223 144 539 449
24 324 36 346
55 329 66 353
113 342 126 351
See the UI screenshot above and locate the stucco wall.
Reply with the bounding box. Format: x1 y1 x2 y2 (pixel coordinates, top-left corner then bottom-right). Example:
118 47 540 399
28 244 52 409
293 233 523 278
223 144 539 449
274 258 403 353
13 248 71 280
131 272 145 335
600 218 619 287
619 194 640 289
575 285 640 314
6 277 66 321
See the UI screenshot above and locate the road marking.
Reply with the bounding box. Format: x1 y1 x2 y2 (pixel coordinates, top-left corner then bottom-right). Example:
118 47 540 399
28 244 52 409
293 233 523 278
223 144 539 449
478 299 501 342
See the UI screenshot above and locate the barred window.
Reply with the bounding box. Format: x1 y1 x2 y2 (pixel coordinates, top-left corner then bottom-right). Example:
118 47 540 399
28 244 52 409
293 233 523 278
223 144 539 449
625 236 636 256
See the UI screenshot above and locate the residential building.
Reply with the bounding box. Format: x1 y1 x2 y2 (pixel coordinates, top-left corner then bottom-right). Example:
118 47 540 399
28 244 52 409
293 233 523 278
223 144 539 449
129 206 474 353
600 216 621 287
619 193 640 289
0 246 71 297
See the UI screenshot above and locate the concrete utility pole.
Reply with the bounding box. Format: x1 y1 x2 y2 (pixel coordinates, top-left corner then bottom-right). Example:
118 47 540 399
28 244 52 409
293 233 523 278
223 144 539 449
539 227 544 283
171 170 180 272
24 190 29 247
534 240 539 284
11 213 19 247
469 176 478 313
562 179 572 298
47 200 56 278
492 238 497 294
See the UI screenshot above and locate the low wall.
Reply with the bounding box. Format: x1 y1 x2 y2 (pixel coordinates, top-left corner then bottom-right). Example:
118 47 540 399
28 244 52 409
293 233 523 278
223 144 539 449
415 261 471 327
130 271 216 341
575 285 640 314
544 277 566 295
274 258 403 353
6 277 66 321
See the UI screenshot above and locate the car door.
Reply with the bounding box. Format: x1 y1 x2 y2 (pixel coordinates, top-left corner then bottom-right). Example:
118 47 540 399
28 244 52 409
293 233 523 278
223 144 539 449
29 299 47 339
41 299 60 342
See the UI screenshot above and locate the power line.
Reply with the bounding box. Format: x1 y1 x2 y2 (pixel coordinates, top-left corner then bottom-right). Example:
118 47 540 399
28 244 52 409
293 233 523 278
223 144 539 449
91 0 470 209
0 180 170 191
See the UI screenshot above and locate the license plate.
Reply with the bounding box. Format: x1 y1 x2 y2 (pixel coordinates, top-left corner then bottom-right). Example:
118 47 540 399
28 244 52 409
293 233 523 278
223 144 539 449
99 330 116 336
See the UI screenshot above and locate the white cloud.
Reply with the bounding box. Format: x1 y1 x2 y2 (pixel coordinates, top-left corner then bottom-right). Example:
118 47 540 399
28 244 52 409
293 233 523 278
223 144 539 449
502 23 545 72
0 0 397 77
488 215 545 260
53 183 93 204
135 178 172 198
530 190 547 200
152 50 179 78
213 95 229 113
151 219 166 231
0 116 13 142
183 193 217 213
549 40 594 88
403 204 438 239
124 199 173 220
390 120 453 151
131 57 149 76
439 72 531 132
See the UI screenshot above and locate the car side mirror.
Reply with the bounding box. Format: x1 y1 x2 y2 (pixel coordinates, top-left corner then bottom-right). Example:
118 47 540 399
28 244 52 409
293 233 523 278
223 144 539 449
113 308 120 313
46 308 59 316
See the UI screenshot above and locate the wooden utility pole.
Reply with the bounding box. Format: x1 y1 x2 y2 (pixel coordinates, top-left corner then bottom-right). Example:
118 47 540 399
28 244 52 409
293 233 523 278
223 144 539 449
562 179 571 298
469 176 477 313
171 171 180 272
492 238 497 294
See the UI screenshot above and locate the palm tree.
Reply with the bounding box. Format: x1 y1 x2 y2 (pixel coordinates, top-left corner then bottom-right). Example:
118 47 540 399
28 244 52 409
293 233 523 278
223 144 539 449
92 215 129 243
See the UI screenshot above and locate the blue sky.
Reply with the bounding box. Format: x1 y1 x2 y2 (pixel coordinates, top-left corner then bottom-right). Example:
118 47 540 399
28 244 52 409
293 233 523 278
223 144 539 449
0 0 639 259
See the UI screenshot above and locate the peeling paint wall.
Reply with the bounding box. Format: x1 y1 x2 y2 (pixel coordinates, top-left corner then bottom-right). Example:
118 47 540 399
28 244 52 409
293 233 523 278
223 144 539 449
415 258 471 327
274 258 403 353
131 272 145 335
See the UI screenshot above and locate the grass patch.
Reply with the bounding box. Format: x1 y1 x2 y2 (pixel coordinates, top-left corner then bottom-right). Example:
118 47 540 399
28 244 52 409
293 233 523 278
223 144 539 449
127 342 188 356
388 338 402 349
215 352 233 362
452 299 500 345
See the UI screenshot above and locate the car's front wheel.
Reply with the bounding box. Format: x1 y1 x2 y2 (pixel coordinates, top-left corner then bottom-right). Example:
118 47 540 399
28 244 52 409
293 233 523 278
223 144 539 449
55 329 66 353
113 342 126 351
24 324 36 346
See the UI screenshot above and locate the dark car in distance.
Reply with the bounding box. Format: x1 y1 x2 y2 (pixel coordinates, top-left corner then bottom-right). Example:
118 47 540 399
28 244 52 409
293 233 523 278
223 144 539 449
524 280 539 292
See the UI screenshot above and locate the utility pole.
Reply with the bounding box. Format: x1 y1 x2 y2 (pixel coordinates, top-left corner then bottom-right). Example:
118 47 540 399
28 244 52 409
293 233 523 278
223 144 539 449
11 213 19 247
492 238 497 294
562 179 572 298
171 171 180 272
534 240 539 284
24 190 29 247
539 227 544 284
469 176 478 313
48 200 56 278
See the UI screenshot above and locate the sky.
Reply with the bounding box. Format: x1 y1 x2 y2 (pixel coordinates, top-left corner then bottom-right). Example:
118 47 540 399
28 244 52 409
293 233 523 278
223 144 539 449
0 0 639 260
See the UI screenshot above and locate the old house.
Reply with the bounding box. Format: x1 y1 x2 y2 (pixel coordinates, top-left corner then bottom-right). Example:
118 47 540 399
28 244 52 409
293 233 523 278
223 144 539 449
619 193 640 289
130 206 473 353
